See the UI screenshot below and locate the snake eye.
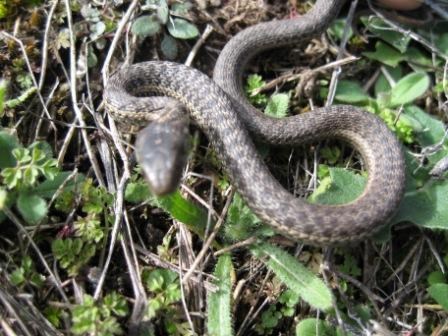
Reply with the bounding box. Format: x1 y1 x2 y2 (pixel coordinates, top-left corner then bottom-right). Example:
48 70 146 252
135 120 190 196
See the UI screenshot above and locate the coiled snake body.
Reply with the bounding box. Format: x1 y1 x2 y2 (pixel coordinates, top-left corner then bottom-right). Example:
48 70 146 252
104 0 406 244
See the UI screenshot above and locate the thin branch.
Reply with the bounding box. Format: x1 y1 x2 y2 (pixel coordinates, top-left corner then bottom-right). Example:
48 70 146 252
38 0 59 90
0 32 56 132
367 0 448 60
63 0 106 187
101 0 139 84
182 189 235 284
185 24 214 66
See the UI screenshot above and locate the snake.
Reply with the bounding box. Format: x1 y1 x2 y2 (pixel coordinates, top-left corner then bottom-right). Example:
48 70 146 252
104 0 406 244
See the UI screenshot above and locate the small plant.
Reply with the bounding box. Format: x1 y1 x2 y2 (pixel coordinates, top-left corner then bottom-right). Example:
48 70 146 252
224 193 272 242
76 3 117 68
255 289 299 335
426 254 448 312
131 0 199 59
9 256 45 288
332 70 430 144
143 268 184 334
52 179 113 276
245 74 290 118
0 139 62 224
245 74 269 106
1 145 58 190
125 173 209 239
52 238 96 276
0 0 43 19
71 293 128 336
0 81 84 226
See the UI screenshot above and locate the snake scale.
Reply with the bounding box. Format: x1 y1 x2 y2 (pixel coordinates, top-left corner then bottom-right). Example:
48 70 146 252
104 0 406 244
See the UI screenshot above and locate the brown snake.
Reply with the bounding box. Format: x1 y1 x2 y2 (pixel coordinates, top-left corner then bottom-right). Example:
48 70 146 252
104 0 406 244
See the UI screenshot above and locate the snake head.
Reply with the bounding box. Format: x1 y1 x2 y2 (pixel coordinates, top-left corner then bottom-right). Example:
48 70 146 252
135 118 190 196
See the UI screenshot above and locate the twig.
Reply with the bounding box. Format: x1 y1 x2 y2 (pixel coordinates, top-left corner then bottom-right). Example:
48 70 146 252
101 0 139 84
424 235 447 274
0 32 56 132
93 174 128 299
63 0 106 187
328 265 385 319
0 291 34 336
56 119 77 164
367 0 448 60
3 208 69 303
33 0 59 138
253 55 359 95
383 238 422 285
177 230 197 335
214 237 257 256
182 189 235 284
185 24 214 66
321 252 346 334
181 183 220 218
134 245 217 291
38 0 58 90
120 212 147 324
326 0 359 106
424 0 448 20
47 168 80 209
183 172 216 239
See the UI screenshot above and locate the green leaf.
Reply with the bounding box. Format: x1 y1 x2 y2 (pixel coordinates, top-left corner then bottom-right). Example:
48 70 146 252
103 292 129 317
427 283 448 311
151 190 209 238
320 146 341 165
403 105 445 150
0 188 6 210
427 271 446 286
146 269 166 292
155 0 169 24
10 268 25 286
0 130 20 168
161 33 178 60
374 66 402 97
131 15 161 37
295 318 335 336
34 171 84 199
391 179 448 230
245 74 268 106
0 3 8 19
363 41 404 67
44 306 62 328
334 80 369 104
87 46 98 68
0 79 7 116
436 33 448 55
17 193 48 224
167 18 199 39
362 17 410 53
389 72 430 108
89 21 105 40
309 168 366 205
207 254 234 336
328 18 352 41
252 243 332 311
125 179 152 203
404 47 433 68
264 93 290 118
224 193 272 241
171 2 192 15
5 87 37 109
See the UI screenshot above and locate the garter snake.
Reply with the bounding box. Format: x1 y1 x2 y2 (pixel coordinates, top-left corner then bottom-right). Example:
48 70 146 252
104 0 406 244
